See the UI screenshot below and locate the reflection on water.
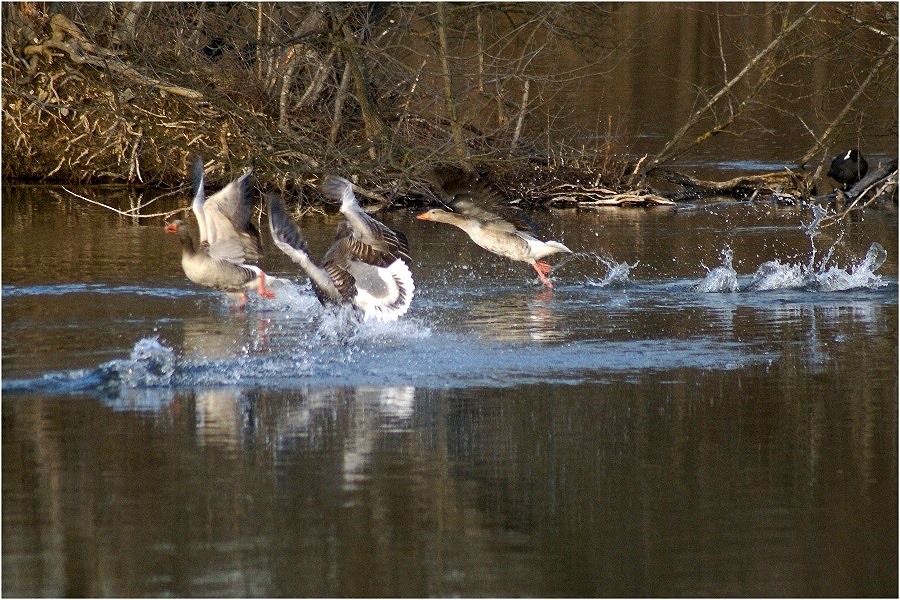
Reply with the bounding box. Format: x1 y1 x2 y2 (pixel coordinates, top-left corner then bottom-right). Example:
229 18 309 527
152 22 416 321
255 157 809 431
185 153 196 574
273 386 417 491
193 388 248 450
465 289 563 342
547 4 897 173
5 370 896 596
2 187 897 596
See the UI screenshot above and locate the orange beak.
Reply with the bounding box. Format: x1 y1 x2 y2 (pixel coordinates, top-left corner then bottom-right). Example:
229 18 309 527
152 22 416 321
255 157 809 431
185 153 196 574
416 212 430 221
165 222 178 233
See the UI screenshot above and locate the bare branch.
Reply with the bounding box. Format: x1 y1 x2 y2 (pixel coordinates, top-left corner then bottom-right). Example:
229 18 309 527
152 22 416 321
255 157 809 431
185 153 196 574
61 186 180 219
645 4 819 173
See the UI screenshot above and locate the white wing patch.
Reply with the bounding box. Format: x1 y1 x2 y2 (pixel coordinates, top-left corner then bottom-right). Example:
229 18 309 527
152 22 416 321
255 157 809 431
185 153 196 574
353 259 415 322
273 238 311 267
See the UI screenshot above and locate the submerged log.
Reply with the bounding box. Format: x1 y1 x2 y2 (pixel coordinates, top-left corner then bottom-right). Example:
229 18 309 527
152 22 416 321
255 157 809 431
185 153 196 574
655 169 801 201
648 158 897 222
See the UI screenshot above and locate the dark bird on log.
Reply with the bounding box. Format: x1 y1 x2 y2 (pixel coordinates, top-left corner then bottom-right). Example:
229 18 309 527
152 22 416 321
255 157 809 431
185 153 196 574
828 149 868 189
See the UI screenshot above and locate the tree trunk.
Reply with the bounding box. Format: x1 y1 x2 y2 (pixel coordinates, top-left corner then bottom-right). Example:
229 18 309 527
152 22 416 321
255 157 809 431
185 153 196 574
340 19 386 160
435 3 470 169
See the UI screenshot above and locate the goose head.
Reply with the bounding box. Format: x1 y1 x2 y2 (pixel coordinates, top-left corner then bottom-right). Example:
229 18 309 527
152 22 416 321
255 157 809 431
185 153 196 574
165 219 196 251
164 219 184 234
416 208 465 225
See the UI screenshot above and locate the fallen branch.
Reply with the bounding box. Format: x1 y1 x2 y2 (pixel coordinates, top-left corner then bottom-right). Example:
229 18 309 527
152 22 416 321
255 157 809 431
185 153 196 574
819 160 898 226
61 186 182 219
544 183 675 207
658 169 800 201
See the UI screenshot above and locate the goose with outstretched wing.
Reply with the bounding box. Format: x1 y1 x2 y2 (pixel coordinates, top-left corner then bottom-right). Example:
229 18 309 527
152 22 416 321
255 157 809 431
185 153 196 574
267 176 414 321
417 168 571 288
166 157 275 307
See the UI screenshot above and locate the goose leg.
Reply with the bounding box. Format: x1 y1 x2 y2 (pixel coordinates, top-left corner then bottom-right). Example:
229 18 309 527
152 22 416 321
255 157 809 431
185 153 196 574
532 260 554 288
231 292 249 310
257 271 276 299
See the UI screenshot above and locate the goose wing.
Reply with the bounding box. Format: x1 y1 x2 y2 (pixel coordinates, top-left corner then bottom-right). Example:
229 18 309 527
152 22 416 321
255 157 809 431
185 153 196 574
202 165 262 264
322 223 415 320
320 224 362 301
266 194 343 303
319 176 411 265
426 167 534 235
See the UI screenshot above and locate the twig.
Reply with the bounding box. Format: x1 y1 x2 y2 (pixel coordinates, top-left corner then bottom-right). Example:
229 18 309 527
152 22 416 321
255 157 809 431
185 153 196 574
801 38 897 168
645 4 818 173
820 171 898 227
61 186 180 219
296 46 337 109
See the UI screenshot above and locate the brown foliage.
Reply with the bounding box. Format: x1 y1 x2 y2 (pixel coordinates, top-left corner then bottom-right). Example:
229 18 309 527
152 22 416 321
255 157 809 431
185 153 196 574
2 3 623 196
1 2 895 219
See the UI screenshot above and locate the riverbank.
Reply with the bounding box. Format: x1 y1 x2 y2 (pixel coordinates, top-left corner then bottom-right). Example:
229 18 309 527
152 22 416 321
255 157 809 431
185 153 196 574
3 4 896 215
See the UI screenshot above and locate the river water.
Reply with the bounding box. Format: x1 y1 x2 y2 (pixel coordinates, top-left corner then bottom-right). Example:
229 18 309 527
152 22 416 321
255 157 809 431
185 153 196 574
2 183 897 596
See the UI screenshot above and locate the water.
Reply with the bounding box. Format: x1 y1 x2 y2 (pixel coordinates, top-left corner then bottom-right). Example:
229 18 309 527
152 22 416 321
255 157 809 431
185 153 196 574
561 5 898 171
2 186 897 596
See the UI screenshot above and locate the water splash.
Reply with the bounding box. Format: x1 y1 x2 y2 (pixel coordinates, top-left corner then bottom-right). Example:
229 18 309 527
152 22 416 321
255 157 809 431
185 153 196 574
817 242 887 291
748 204 887 292
349 317 432 345
695 247 739 293
601 258 638 287
568 252 637 287
746 259 808 291
799 204 845 276
109 336 176 387
747 242 887 292
802 203 830 238
315 304 368 342
252 278 320 314
3 336 175 395
701 204 892 293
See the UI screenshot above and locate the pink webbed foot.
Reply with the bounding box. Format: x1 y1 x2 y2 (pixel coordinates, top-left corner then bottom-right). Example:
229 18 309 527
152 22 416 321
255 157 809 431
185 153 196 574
534 260 552 275
257 272 276 299
533 261 554 288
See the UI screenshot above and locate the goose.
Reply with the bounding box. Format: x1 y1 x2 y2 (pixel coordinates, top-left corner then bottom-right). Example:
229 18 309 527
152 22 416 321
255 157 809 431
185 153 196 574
165 158 275 308
266 176 414 321
828 149 868 189
416 168 572 288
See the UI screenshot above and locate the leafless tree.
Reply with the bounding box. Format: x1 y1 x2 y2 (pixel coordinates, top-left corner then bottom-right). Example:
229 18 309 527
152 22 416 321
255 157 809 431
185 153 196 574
2 2 895 212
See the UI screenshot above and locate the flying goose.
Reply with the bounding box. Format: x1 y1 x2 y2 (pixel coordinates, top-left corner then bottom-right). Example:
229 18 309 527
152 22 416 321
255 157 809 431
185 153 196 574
416 168 572 288
166 158 275 307
266 176 414 321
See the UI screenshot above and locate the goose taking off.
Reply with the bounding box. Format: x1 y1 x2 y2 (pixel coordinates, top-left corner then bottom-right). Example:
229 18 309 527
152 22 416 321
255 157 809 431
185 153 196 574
165 158 275 308
266 176 414 321
416 168 572 288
